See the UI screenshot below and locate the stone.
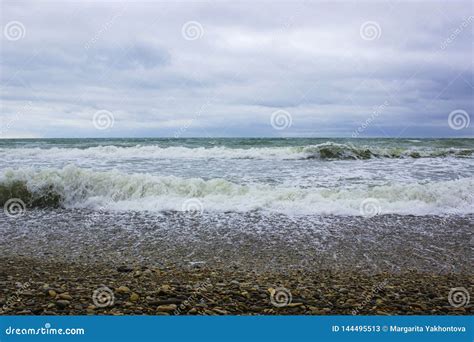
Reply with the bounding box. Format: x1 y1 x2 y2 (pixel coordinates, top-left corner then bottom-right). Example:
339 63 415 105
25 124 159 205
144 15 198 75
58 293 72 300
56 300 70 308
156 304 177 312
130 293 139 302
116 286 131 294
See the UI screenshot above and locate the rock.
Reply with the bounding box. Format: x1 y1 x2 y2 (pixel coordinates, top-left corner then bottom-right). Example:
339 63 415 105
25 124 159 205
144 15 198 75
213 308 228 314
287 303 304 307
376 310 390 315
130 293 139 302
151 299 182 306
58 293 72 300
56 300 70 308
160 285 172 293
48 290 57 298
117 266 133 273
116 286 131 294
156 304 177 312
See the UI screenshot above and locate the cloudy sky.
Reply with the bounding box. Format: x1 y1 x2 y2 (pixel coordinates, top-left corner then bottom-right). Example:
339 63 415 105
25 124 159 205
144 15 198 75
1 0 473 138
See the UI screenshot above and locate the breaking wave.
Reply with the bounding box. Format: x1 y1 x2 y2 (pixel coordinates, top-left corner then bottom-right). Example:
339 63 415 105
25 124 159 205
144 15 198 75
1 165 473 215
1 142 473 161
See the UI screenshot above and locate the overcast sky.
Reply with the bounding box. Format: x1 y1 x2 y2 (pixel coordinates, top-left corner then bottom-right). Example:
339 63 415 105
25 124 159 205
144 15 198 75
1 0 473 138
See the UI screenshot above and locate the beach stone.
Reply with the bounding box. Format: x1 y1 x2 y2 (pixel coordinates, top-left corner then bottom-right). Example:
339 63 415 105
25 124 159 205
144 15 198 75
116 286 131 294
130 293 139 302
58 293 72 300
156 304 177 312
56 300 70 308
117 266 133 273
48 290 57 298
213 308 228 314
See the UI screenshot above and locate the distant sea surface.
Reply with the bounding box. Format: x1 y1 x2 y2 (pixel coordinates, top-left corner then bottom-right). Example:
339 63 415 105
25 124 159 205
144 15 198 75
1 138 473 215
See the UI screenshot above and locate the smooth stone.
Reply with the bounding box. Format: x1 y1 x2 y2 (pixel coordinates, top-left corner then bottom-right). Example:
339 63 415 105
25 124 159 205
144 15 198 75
56 300 70 308
116 286 131 294
130 293 139 302
156 304 177 312
58 293 72 300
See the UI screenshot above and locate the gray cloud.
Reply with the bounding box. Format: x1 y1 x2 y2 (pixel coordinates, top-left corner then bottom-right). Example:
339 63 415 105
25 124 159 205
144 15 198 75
0 0 473 138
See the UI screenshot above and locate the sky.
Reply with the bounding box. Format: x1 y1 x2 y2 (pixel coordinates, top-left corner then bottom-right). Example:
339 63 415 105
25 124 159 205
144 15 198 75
1 0 473 138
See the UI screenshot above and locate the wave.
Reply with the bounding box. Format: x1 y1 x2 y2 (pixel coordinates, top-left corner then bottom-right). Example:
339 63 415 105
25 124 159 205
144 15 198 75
1 142 473 161
1 165 473 215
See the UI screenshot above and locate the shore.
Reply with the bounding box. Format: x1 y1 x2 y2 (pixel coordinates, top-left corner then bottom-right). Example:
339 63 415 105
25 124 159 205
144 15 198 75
0 210 472 315
1 257 472 315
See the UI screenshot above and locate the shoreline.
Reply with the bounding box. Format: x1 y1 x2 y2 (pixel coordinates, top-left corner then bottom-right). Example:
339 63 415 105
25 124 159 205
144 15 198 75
1 256 472 315
1 210 472 315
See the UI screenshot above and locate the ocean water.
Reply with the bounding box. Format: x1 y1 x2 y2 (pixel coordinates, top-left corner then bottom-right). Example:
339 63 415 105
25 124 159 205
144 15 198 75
1 138 473 216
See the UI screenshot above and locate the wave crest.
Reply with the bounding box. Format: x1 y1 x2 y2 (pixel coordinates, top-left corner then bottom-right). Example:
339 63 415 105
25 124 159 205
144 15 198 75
1 142 473 161
1 165 473 215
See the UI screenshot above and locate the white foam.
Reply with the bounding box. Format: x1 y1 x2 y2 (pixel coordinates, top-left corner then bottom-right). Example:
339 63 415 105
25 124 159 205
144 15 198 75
1 143 471 161
2 165 473 216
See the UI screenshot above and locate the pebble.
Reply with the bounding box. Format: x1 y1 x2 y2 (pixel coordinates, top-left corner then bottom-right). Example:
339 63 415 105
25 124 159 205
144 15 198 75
56 300 70 308
130 293 139 302
156 304 177 312
58 293 72 300
117 266 133 273
116 286 131 294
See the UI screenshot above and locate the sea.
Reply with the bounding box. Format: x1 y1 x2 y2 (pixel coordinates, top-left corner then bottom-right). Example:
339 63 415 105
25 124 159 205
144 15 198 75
0 138 473 216
1 138 473 271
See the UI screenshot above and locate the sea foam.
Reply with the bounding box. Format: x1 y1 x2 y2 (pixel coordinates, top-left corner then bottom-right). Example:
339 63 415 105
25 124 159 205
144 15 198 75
1 165 472 216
